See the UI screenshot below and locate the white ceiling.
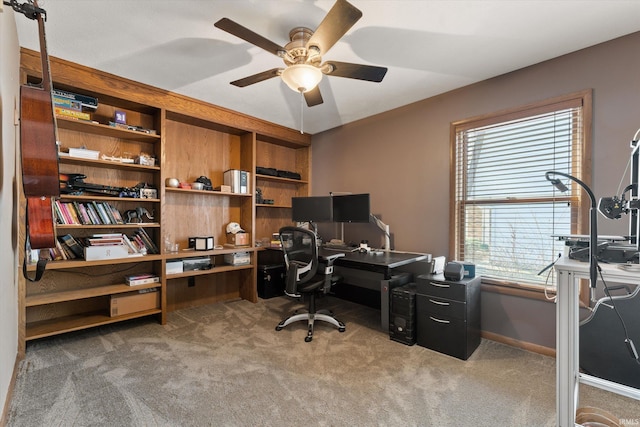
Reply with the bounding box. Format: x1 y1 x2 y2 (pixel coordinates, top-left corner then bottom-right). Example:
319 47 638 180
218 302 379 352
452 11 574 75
13 0 640 135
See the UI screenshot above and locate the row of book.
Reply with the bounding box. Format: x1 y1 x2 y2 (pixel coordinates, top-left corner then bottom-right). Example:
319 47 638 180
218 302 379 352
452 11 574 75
48 229 159 261
54 200 124 225
53 89 97 122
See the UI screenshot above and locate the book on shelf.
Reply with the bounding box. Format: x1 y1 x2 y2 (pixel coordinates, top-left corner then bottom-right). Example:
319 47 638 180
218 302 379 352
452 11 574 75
52 88 98 110
85 203 102 225
53 95 82 111
134 227 159 254
59 234 85 259
53 200 69 224
124 273 159 286
76 202 92 224
92 201 112 224
107 203 124 224
55 107 91 121
223 169 250 194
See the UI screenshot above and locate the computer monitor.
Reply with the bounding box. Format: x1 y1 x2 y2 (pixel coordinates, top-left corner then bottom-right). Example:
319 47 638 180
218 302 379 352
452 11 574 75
332 193 370 223
291 196 333 223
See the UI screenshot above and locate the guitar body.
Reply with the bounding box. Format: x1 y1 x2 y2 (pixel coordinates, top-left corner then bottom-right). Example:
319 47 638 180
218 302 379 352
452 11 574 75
20 84 59 197
18 2 60 250
25 197 55 249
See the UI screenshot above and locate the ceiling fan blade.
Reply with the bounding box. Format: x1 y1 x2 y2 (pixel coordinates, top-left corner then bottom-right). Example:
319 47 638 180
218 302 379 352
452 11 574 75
306 0 362 55
230 68 282 87
215 18 286 56
324 61 388 82
304 86 324 107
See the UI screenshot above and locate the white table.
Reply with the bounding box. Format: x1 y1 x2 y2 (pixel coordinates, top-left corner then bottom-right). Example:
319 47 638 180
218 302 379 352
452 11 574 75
555 257 640 426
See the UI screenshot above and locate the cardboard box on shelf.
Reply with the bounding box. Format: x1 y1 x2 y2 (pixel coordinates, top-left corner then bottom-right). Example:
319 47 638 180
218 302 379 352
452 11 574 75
85 244 129 261
224 251 251 266
166 260 183 275
110 289 159 317
227 232 250 247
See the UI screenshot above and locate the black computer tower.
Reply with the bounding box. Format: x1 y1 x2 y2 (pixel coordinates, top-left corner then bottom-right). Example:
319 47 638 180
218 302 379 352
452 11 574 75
389 283 417 345
257 264 286 299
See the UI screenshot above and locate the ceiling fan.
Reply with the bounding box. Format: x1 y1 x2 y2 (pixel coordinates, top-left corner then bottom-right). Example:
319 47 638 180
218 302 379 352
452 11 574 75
214 0 387 107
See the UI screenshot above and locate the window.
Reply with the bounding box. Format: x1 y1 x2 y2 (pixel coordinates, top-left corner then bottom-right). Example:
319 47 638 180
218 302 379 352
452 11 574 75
451 91 592 291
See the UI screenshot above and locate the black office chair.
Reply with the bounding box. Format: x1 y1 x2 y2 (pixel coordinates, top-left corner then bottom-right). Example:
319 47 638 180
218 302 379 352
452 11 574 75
275 226 345 342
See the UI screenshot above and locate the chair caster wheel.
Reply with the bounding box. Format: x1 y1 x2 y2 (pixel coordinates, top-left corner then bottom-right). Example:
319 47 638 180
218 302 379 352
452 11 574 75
339 327 346 333
305 336 313 342
275 326 283 331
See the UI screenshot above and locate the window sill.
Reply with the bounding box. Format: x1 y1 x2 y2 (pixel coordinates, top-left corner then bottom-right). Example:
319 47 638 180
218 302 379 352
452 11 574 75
480 279 557 302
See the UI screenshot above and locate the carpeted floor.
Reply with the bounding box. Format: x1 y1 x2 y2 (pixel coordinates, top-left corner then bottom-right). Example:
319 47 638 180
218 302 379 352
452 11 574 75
7 296 640 426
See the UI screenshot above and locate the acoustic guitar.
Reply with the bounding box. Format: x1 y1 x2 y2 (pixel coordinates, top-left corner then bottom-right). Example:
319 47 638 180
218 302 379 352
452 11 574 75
18 0 60 250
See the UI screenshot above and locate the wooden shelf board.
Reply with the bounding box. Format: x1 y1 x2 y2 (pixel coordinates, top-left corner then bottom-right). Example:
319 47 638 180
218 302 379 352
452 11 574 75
25 309 162 341
57 116 161 142
59 194 160 203
26 283 161 307
26 254 164 271
167 264 253 279
56 223 160 230
256 204 291 209
256 174 307 184
164 247 254 260
59 156 160 172
165 187 251 197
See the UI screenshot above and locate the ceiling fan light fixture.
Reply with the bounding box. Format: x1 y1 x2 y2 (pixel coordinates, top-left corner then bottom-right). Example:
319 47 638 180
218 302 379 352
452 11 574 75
281 64 323 93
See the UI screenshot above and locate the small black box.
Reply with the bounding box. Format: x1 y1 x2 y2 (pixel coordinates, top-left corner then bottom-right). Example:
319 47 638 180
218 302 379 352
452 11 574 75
257 264 286 299
389 283 417 345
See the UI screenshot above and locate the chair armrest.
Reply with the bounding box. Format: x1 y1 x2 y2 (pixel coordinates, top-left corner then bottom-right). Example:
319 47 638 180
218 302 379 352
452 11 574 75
323 252 345 266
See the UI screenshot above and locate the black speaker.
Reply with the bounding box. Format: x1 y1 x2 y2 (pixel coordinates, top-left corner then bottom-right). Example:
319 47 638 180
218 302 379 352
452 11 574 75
389 283 417 345
444 262 464 281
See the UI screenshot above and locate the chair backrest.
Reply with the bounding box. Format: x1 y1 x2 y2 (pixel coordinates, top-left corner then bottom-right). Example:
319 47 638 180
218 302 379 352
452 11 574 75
279 226 319 294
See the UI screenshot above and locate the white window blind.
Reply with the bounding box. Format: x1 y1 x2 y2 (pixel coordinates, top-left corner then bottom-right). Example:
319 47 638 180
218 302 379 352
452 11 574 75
453 95 589 288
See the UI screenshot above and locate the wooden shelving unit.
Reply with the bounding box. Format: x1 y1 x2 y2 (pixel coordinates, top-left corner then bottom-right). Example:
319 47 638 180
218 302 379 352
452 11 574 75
17 48 311 355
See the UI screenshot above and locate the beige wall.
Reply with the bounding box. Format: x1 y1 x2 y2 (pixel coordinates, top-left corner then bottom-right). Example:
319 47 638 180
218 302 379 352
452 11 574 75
0 6 20 419
311 32 640 349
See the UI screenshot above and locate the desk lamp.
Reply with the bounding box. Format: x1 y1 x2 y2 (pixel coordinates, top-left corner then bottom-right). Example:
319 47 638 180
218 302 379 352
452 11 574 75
545 171 598 302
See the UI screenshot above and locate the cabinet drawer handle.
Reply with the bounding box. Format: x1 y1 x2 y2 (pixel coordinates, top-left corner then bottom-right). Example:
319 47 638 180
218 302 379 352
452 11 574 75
429 316 450 324
430 282 450 288
429 299 449 306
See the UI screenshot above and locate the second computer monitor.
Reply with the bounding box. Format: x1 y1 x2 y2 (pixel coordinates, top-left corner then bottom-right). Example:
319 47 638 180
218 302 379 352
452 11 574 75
332 193 370 223
291 196 333 223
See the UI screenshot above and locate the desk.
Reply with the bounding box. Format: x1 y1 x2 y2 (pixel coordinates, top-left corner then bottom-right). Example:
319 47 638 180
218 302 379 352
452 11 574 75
319 248 429 330
554 257 640 426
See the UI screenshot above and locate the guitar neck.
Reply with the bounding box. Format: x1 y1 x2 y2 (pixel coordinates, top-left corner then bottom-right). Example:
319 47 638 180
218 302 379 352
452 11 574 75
35 1 52 92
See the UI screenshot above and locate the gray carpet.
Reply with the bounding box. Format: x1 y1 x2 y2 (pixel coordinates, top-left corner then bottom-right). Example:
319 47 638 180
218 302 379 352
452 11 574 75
7 296 640 426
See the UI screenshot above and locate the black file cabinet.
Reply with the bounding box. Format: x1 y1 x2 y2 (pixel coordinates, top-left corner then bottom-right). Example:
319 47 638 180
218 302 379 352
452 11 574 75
415 274 481 360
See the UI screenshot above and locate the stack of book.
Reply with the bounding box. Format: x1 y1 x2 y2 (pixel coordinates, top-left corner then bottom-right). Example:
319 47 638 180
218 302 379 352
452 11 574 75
51 234 85 261
54 200 124 225
124 273 160 286
53 89 97 122
46 229 160 261
85 230 159 259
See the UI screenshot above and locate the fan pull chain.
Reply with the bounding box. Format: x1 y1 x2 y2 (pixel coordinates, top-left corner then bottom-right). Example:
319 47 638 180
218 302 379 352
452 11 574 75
299 90 304 134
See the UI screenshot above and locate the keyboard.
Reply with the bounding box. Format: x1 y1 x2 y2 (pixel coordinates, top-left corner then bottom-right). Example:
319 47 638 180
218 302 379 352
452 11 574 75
323 245 356 253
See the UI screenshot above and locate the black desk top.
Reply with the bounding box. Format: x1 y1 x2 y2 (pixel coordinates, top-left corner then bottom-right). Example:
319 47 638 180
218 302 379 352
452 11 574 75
319 248 428 274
